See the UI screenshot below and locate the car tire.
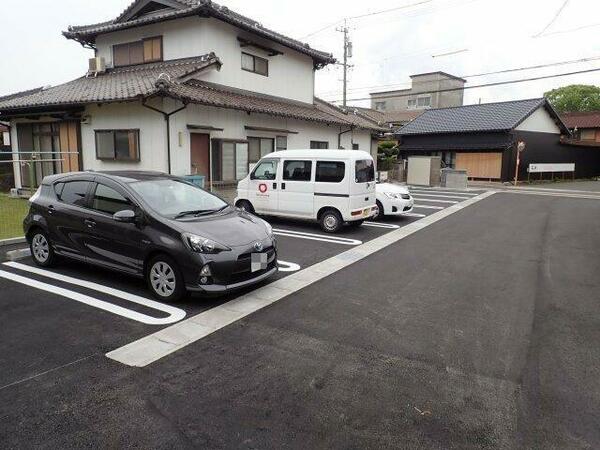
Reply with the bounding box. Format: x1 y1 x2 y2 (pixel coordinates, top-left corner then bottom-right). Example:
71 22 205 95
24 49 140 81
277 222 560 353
236 200 255 214
146 254 186 302
29 229 56 267
319 209 343 233
375 201 385 221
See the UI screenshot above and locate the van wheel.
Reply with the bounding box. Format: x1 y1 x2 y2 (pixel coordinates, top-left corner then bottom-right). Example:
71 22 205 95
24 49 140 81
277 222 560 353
236 200 254 214
375 201 385 220
146 255 185 302
30 230 56 267
320 209 343 233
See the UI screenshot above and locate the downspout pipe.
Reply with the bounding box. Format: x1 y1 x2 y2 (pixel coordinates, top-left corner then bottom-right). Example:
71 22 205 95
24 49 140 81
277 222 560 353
142 100 187 174
338 126 354 149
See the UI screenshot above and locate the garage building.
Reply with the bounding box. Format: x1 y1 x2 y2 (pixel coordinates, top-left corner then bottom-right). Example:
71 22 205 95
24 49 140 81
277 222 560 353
395 98 600 182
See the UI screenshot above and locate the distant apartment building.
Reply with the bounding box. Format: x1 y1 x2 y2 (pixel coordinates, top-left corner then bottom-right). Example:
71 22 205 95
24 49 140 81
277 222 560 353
370 72 466 112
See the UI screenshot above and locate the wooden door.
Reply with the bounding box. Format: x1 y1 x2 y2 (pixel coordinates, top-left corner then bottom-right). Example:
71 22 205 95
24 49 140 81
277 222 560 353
59 121 81 173
190 133 210 180
456 152 502 179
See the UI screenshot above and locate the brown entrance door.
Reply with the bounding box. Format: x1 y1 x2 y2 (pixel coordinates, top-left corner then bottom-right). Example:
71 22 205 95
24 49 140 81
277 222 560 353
456 152 502 179
190 133 210 180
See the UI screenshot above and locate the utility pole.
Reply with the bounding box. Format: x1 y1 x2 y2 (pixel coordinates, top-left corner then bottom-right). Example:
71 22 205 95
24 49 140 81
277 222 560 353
336 19 352 108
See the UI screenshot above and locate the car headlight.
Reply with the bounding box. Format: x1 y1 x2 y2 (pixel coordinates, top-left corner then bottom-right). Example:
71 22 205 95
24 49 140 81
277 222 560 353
182 233 231 254
384 192 399 199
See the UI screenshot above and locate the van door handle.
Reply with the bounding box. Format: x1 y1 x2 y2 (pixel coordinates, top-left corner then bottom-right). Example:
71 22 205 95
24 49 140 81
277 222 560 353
281 183 286 190
272 182 277 189
84 218 97 228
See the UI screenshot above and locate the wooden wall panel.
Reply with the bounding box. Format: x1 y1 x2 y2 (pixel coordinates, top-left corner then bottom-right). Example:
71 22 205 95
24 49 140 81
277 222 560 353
59 121 80 173
456 152 502 179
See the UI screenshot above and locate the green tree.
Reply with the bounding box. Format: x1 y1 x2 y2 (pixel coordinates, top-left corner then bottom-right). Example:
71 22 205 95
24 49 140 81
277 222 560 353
377 141 399 171
544 84 600 112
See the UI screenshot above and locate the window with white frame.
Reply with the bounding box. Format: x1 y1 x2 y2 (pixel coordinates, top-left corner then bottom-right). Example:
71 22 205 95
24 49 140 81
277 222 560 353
417 96 432 108
374 101 386 111
407 98 417 109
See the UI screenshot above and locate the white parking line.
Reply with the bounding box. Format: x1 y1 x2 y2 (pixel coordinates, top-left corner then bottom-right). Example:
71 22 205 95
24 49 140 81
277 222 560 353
413 204 445 210
107 191 496 367
411 196 459 204
401 212 427 218
1 262 186 325
273 228 362 246
362 221 400 229
409 191 474 199
277 260 301 272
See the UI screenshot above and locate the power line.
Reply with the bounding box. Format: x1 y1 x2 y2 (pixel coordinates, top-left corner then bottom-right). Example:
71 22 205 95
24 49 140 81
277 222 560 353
326 67 600 103
533 0 571 37
316 55 600 96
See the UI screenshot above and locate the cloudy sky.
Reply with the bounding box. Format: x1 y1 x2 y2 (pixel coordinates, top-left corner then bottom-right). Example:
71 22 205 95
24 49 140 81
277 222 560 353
1 0 599 107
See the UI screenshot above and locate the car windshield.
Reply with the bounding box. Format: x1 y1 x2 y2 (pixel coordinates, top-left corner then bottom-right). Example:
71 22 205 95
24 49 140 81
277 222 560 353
130 179 228 218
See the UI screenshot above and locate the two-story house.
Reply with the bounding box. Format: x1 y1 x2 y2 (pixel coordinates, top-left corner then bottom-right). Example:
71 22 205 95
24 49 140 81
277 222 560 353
0 0 382 192
370 72 466 112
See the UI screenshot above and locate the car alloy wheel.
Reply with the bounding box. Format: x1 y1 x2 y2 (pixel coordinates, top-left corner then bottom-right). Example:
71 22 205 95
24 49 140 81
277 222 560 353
150 261 177 298
32 234 50 263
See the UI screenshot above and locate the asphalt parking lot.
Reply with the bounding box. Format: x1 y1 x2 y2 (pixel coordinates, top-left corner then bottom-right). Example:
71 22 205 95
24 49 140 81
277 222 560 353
1 186 599 449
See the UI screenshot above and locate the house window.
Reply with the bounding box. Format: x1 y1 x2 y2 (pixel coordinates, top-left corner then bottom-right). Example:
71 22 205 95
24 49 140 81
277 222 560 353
113 36 162 67
352 143 360 150
241 52 269 76
310 141 329 149
248 137 274 163
417 96 431 108
95 130 140 161
211 140 250 182
407 99 417 109
580 129 595 141
374 101 386 111
276 136 287 151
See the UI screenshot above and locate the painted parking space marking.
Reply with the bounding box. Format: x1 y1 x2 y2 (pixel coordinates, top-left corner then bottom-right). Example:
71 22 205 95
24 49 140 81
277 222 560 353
273 228 362 246
363 221 401 229
277 260 301 272
107 191 496 367
408 191 475 199
413 204 445 210
411 197 459 204
2 262 186 325
401 212 427 218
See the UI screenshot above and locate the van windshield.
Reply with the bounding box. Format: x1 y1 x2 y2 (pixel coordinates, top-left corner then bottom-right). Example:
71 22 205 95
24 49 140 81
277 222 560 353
355 160 375 183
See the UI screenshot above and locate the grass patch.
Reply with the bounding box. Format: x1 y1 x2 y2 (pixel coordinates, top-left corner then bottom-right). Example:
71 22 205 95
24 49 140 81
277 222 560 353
0 194 29 240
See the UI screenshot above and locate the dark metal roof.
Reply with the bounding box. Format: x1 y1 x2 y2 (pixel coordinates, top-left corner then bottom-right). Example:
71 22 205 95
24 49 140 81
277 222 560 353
397 98 570 135
63 0 335 66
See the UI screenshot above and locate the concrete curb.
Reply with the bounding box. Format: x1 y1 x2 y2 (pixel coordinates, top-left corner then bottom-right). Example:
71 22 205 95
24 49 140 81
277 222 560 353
6 248 31 261
0 237 26 247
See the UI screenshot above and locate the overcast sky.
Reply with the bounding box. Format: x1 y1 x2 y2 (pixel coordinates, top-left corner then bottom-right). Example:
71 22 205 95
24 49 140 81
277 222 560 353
1 0 599 108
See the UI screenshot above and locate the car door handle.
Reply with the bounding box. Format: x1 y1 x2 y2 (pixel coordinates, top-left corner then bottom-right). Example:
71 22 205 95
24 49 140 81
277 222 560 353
84 218 97 228
47 205 55 215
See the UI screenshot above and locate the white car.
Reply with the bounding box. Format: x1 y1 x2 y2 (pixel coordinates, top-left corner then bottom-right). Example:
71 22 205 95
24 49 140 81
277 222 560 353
375 183 414 220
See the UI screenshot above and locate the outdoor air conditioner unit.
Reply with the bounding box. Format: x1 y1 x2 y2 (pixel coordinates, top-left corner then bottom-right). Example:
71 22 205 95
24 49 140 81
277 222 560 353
87 57 106 77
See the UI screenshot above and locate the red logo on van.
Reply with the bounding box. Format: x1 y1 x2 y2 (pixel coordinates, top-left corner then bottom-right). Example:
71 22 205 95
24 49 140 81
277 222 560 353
258 183 268 193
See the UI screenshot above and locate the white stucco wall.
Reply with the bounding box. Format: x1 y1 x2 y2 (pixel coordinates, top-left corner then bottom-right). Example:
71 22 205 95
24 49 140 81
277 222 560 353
515 107 561 134
80 100 371 178
95 16 315 104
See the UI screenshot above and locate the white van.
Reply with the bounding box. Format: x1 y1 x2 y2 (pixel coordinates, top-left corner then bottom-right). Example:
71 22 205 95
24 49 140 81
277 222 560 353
235 150 377 233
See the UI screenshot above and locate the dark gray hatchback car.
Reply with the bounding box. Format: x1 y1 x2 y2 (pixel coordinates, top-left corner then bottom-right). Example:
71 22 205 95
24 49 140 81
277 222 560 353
24 171 277 302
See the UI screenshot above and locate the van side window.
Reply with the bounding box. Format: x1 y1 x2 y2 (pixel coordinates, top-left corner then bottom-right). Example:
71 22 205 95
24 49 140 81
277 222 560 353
355 159 375 183
316 161 345 183
56 181 91 207
283 160 312 181
251 160 278 180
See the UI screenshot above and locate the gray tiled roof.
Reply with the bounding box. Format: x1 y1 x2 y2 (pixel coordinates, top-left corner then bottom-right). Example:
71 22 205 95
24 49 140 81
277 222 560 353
0 57 380 130
0 55 221 111
63 0 335 66
398 98 568 135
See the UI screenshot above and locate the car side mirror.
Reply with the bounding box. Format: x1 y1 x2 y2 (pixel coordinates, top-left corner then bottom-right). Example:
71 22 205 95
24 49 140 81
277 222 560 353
113 209 136 223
